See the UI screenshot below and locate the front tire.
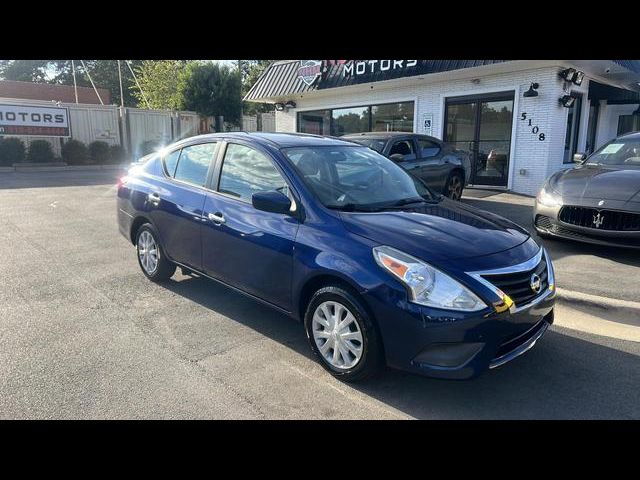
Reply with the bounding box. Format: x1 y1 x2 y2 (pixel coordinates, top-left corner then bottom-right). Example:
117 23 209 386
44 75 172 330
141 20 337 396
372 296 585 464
135 223 176 282
304 286 383 382
445 172 464 200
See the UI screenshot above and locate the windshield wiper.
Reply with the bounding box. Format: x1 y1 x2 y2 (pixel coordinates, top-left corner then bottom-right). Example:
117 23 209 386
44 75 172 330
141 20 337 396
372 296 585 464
381 196 440 209
326 203 382 212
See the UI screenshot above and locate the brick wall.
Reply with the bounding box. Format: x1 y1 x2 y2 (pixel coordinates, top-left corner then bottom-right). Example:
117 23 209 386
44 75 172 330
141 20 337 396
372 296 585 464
0 80 111 105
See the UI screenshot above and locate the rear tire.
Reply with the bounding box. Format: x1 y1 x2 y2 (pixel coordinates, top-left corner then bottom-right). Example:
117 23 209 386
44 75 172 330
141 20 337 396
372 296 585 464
304 285 383 382
135 223 176 282
445 172 464 200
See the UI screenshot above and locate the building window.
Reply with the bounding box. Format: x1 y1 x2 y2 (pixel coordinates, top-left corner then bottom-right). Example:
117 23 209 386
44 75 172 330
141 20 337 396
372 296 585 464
331 106 370 136
617 114 640 136
371 102 414 132
563 93 582 164
297 101 414 136
297 109 331 136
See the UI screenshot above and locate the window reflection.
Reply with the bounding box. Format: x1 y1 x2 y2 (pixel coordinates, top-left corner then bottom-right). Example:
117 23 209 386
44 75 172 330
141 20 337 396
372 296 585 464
218 144 287 202
297 102 414 136
371 102 414 132
298 110 331 136
173 143 217 186
331 107 369 136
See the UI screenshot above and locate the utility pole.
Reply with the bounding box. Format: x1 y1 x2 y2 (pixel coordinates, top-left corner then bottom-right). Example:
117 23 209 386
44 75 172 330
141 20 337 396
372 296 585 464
117 60 125 108
71 60 79 104
238 59 243 131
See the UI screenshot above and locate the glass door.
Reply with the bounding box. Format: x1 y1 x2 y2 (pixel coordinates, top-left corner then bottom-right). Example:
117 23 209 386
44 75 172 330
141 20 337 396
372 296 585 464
445 92 515 187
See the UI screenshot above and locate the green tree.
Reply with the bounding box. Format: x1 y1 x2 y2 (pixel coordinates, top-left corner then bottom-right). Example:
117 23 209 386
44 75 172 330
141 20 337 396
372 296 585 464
131 60 186 110
0 60 144 107
0 60 50 82
179 62 242 126
240 60 275 115
51 60 143 107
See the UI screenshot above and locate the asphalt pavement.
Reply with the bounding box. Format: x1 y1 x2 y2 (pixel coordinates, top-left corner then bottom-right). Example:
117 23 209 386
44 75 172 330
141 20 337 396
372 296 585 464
0 170 638 419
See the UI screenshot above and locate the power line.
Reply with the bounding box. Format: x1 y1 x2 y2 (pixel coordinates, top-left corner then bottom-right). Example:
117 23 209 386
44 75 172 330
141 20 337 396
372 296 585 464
125 60 151 109
79 60 104 105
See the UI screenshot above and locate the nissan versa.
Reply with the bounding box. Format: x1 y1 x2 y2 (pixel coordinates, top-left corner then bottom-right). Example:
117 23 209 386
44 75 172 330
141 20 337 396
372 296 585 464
117 132 556 382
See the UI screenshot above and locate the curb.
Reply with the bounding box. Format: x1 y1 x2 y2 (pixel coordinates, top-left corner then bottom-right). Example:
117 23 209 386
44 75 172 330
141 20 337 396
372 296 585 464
555 287 640 326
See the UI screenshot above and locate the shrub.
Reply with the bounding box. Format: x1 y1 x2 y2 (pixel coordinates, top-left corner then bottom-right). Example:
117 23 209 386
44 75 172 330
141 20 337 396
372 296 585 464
139 140 161 157
0 137 26 166
89 141 111 164
61 139 89 165
27 140 55 163
109 144 128 164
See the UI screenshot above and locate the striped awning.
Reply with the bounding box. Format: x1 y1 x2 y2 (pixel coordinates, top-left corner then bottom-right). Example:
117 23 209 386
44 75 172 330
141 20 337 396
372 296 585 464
244 60 509 102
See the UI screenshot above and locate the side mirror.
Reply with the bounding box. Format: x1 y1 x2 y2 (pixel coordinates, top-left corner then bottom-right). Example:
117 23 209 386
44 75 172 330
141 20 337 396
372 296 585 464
573 152 587 163
389 153 405 162
252 190 292 215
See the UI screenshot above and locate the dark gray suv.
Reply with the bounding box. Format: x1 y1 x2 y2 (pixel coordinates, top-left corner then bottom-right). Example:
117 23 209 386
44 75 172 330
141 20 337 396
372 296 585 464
343 132 471 200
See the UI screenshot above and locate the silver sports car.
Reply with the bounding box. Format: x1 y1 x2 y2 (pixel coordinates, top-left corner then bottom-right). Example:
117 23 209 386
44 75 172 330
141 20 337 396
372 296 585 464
533 131 640 249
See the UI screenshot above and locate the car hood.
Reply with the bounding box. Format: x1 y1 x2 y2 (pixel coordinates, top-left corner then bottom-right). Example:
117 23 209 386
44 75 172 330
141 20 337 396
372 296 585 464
339 198 530 262
549 165 640 202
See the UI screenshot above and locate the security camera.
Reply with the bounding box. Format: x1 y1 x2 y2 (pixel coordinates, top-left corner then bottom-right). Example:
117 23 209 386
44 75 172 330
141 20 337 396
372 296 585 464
604 67 611 74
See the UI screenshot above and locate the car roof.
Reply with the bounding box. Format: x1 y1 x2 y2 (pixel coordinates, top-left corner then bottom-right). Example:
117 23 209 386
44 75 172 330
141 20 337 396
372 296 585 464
618 131 640 140
171 131 359 149
343 132 441 141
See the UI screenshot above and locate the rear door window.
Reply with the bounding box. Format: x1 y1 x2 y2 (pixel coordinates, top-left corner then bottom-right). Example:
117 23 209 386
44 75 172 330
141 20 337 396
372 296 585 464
417 139 442 158
389 139 417 160
173 143 217 186
163 149 181 177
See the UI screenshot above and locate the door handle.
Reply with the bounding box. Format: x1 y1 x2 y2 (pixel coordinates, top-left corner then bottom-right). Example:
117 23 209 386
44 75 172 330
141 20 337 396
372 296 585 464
207 212 226 224
148 192 160 205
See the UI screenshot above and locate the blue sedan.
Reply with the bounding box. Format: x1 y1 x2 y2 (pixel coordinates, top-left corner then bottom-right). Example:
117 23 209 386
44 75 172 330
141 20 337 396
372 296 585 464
117 132 555 382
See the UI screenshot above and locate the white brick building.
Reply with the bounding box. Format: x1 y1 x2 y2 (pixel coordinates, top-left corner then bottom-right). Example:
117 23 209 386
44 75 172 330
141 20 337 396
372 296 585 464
245 60 640 196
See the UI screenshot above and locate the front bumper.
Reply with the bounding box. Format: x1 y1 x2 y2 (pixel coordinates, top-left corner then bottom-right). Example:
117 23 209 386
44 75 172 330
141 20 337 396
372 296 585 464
364 251 556 380
533 200 640 249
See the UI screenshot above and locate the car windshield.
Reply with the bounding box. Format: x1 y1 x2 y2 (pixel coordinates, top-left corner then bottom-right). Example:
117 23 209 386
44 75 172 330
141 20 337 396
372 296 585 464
586 138 640 167
282 145 437 211
345 137 386 153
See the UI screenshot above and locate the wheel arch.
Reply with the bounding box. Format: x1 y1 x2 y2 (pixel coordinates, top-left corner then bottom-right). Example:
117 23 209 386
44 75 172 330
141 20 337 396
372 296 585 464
297 272 387 365
130 215 152 244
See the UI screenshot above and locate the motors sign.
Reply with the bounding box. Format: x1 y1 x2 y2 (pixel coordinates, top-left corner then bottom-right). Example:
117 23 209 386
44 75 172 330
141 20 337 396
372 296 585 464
339 60 418 77
0 104 70 137
298 60 421 87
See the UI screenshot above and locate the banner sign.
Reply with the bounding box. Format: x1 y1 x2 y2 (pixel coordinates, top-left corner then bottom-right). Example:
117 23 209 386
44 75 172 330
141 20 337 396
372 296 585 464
0 103 71 137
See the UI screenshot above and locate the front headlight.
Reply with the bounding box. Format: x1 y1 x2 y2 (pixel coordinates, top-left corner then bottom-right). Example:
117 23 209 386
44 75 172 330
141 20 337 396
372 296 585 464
373 246 487 312
536 185 562 207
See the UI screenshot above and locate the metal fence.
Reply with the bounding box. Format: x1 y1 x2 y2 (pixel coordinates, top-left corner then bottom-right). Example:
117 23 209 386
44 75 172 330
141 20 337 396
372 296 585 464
0 97 203 160
240 112 276 132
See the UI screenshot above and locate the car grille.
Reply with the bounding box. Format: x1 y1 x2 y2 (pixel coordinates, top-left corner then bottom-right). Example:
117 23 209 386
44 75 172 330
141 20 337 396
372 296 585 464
481 252 548 307
534 214 553 229
559 206 640 231
544 223 640 248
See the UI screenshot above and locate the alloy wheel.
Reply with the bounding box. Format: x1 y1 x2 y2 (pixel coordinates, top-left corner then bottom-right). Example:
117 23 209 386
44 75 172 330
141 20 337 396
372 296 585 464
137 230 159 275
312 301 363 369
448 175 463 200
